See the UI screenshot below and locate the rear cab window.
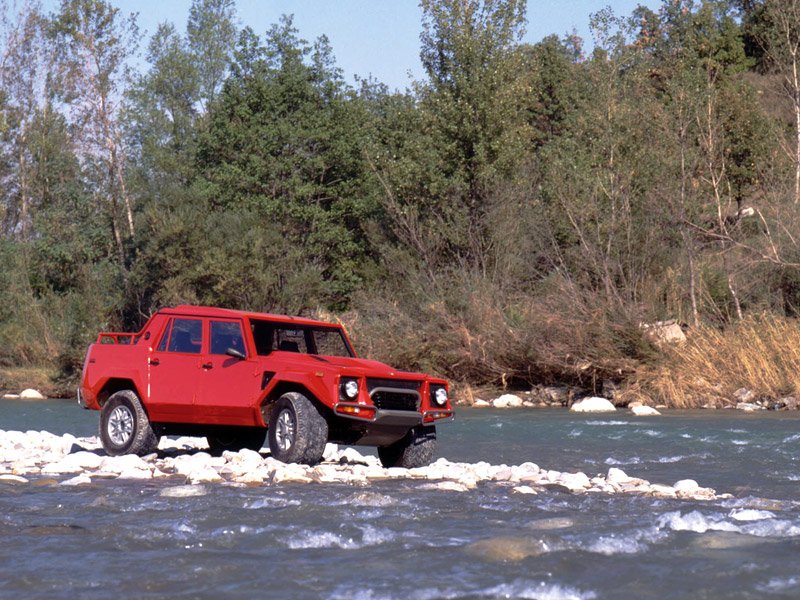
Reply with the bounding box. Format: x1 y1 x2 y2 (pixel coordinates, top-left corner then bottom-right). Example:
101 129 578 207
250 319 353 358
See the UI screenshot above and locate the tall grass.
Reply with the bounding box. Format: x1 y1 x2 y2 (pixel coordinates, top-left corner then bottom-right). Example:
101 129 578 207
628 315 800 407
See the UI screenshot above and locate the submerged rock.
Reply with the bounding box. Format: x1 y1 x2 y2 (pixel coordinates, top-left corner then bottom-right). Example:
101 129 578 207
631 405 661 416
466 536 550 561
570 397 616 413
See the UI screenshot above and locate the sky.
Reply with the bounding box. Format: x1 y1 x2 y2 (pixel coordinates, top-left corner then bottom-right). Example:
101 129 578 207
45 0 663 90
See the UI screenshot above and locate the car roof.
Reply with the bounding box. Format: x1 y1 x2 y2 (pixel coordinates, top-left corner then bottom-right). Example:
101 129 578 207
160 305 342 329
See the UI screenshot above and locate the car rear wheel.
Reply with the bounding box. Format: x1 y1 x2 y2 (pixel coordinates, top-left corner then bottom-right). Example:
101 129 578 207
378 425 436 468
207 427 266 454
100 390 159 456
268 392 328 465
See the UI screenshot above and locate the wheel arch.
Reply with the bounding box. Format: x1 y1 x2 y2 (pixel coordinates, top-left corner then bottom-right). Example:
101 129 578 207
97 378 144 409
259 381 329 426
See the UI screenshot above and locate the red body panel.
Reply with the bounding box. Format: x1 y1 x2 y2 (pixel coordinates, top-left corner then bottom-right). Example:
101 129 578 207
79 306 453 435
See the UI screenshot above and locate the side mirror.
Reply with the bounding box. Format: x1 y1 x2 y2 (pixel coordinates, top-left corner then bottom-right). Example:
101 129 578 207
226 347 246 360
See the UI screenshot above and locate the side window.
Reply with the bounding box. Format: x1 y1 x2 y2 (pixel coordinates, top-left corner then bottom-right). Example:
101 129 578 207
167 318 202 354
251 320 274 356
210 321 245 356
156 319 172 352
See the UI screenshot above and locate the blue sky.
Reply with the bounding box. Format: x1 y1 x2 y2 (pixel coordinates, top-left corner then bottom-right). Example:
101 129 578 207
44 1 663 90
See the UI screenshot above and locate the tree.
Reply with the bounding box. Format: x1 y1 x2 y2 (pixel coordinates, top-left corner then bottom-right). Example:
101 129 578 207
51 0 140 263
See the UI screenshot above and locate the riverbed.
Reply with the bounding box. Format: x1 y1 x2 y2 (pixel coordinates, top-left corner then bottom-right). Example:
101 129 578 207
1 400 799 599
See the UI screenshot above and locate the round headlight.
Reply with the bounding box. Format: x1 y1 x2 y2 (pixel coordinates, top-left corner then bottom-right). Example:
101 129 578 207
434 387 448 406
344 379 359 399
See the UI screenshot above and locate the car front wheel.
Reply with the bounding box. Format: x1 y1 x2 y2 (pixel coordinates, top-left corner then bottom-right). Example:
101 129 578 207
99 390 159 456
267 392 328 465
378 425 436 468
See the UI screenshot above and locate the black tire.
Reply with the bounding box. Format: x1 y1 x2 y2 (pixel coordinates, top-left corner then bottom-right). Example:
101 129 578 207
99 390 159 456
378 425 437 468
267 392 328 465
207 427 266 454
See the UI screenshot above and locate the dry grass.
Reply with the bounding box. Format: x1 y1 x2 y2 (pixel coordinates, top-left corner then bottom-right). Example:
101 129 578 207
0 366 69 398
627 314 800 408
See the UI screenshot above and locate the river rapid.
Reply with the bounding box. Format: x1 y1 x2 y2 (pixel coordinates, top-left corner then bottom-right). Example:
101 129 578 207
1 400 799 599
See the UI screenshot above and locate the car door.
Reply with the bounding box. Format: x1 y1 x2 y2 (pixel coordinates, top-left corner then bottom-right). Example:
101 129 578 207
194 318 262 425
147 317 203 422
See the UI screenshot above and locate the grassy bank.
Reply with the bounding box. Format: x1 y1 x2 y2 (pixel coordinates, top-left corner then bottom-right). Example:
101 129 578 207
0 366 73 399
625 315 800 409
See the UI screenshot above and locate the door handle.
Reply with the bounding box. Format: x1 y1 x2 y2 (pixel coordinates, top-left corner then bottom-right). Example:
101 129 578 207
202 362 213 370
149 358 160 366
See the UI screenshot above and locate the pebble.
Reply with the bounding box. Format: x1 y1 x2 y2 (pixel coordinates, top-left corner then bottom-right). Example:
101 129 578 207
0 429 725 501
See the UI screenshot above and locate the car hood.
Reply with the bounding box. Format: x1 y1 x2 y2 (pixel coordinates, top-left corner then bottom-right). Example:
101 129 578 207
278 353 429 380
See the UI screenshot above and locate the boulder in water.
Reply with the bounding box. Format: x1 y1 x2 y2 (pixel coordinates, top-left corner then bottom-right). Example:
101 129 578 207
570 397 616 413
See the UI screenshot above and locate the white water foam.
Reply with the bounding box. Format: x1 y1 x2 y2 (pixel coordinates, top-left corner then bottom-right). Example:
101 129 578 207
756 576 800 594
782 433 800 443
657 511 739 533
327 581 598 600
244 496 301 509
286 530 360 550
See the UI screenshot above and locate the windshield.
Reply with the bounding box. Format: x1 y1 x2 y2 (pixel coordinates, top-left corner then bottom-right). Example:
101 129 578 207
250 320 354 358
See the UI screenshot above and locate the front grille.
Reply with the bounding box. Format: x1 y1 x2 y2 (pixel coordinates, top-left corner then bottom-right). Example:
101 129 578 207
366 378 422 393
371 390 420 411
366 378 422 412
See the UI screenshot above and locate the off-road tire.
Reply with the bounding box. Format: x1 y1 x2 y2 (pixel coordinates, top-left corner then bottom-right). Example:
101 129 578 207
207 427 266 454
267 392 328 465
378 425 437 468
99 390 159 456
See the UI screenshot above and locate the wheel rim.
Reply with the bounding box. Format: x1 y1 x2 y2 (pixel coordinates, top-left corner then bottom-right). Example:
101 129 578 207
108 405 134 446
275 409 295 451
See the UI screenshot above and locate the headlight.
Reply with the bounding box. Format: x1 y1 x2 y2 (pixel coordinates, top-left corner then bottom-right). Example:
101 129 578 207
433 386 448 406
342 379 359 399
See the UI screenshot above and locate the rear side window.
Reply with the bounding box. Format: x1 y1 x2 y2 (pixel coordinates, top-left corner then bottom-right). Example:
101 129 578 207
210 321 245 356
167 318 202 354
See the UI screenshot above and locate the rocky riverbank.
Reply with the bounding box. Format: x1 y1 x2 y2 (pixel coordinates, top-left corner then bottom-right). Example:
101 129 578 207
0 429 727 501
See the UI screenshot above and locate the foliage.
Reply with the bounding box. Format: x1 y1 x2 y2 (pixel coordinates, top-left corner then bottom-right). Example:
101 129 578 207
1 0 800 404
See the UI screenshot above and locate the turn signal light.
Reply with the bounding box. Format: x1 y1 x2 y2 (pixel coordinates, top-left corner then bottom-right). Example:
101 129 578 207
336 403 376 419
423 410 453 423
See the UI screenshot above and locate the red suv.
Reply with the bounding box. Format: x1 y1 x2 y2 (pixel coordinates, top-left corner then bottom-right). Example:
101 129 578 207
79 306 453 468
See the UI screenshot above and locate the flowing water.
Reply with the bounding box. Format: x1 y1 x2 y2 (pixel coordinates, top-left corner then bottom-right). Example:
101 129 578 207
1 401 799 599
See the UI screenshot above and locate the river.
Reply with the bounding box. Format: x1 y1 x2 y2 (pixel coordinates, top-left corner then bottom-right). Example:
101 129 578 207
1 400 799 599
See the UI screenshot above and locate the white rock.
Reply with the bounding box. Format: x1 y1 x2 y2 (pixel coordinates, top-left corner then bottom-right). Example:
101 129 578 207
570 397 616 413
19 389 46 400
729 509 775 522
100 454 150 474
649 484 677 498
607 467 634 485
160 485 208 497
61 474 92 486
187 467 223 484
41 459 84 475
472 399 491 408
117 467 154 480
2 394 20 400
511 485 538 495
63 451 103 470
673 479 702 498
631 405 661 416
557 471 591 491
0 474 28 484
419 480 470 492
493 394 523 408
322 443 339 462
736 402 762 412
